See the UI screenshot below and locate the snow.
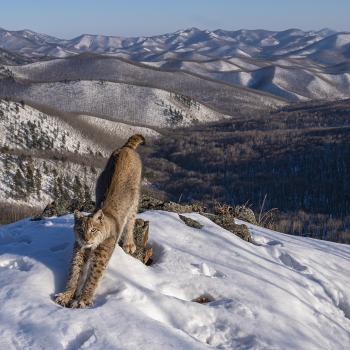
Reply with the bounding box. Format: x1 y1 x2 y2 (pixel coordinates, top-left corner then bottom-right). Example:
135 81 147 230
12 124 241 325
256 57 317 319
76 114 160 139
0 27 337 60
226 57 260 71
211 63 350 101
0 80 230 128
0 100 106 155
334 33 350 47
260 37 280 47
0 99 160 208
0 210 349 349
2 55 285 116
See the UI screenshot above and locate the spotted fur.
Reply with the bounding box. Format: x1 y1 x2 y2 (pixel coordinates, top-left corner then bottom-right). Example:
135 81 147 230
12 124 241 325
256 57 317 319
55 134 144 308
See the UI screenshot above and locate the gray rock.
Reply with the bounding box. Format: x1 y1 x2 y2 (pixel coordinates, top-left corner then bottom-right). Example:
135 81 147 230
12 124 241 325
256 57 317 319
139 194 205 214
203 212 252 242
32 198 95 220
179 214 203 229
233 205 257 225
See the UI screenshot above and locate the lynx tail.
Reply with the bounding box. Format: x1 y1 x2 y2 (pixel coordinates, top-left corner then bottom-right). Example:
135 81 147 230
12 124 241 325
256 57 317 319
123 134 146 150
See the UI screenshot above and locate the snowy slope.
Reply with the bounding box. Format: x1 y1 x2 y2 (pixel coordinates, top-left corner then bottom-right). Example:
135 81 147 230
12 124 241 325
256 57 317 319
0 99 159 208
287 33 350 64
0 99 159 153
0 99 106 154
1 55 285 116
0 47 32 65
0 211 349 349
0 79 230 128
138 57 350 101
210 65 350 101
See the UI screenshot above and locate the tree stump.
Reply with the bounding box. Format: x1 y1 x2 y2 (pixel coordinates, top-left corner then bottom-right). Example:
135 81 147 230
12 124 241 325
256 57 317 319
121 219 153 265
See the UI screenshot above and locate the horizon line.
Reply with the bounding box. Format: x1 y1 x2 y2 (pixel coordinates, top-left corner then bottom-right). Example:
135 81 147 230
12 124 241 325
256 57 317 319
0 25 345 41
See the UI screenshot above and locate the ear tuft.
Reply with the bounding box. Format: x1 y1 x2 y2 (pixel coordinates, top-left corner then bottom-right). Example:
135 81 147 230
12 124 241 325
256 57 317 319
74 210 84 220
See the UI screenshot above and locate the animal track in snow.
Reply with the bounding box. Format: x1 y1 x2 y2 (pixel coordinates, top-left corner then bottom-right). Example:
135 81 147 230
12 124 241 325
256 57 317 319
305 273 350 320
19 305 36 318
147 240 168 265
50 242 70 252
66 329 97 350
0 233 32 245
267 240 283 247
0 258 33 271
338 296 350 320
251 236 283 247
209 298 255 316
278 253 308 272
12 329 35 350
186 299 258 349
94 284 128 307
191 262 226 278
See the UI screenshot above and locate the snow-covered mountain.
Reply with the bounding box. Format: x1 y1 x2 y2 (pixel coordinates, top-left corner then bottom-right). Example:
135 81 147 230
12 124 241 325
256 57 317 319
0 78 232 128
0 27 349 101
0 47 32 65
0 54 285 118
0 210 349 349
0 27 340 61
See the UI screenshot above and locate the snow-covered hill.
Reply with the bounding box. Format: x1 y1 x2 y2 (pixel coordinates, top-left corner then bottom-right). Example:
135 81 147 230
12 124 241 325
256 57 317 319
287 33 350 64
1 54 285 116
1 27 349 102
0 79 230 128
0 47 32 65
209 65 350 101
0 210 349 349
0 99 158 208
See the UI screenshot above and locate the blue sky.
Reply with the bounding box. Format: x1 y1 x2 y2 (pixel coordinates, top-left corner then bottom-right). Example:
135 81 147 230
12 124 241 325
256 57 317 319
1 0 349 38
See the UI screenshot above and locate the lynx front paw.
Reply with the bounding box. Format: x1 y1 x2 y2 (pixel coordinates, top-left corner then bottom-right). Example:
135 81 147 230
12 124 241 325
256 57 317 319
123 242 137 254
70 298 93 309
54 291 74 307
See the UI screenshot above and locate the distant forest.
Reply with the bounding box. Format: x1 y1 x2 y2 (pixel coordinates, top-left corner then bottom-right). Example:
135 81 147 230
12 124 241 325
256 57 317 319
142 99 350 244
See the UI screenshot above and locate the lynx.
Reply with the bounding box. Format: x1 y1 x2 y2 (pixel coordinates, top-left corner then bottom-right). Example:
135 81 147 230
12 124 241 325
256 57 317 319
55 134 145 308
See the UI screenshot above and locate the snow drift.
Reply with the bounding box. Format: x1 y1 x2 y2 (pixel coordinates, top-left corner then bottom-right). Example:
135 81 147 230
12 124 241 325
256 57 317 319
0 211 349 349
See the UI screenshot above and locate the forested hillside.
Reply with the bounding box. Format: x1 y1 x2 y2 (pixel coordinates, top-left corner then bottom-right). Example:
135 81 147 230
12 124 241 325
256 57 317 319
143 99 350 243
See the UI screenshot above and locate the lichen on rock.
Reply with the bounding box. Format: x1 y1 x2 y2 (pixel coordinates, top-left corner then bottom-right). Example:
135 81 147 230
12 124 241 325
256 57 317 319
178 214 203 229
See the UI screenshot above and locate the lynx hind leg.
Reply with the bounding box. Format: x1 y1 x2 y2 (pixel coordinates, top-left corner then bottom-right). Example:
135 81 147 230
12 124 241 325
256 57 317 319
122 209 137 254
73 236 117 308
55 242 88 307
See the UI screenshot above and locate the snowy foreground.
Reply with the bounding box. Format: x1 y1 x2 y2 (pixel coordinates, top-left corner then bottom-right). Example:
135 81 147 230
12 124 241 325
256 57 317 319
0 211 349 350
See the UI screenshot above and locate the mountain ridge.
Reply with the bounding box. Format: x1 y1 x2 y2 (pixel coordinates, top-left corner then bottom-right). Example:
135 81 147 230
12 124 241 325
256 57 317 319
0 26 345 59
0 26 349 101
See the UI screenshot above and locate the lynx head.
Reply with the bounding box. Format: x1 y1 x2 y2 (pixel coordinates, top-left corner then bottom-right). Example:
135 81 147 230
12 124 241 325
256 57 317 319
74 209 107 249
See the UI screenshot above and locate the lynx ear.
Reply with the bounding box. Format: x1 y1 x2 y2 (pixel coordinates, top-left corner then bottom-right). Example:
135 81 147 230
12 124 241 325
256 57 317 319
74 210 84 221
93 209 104 222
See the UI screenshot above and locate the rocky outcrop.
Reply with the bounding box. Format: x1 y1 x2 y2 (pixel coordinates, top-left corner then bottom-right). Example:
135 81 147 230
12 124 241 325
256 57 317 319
140 194 252 242
233 205 257 225
203 213 251 242
32 198 95 219
179 214 203 229
139 194 205 213
34 194 252 258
